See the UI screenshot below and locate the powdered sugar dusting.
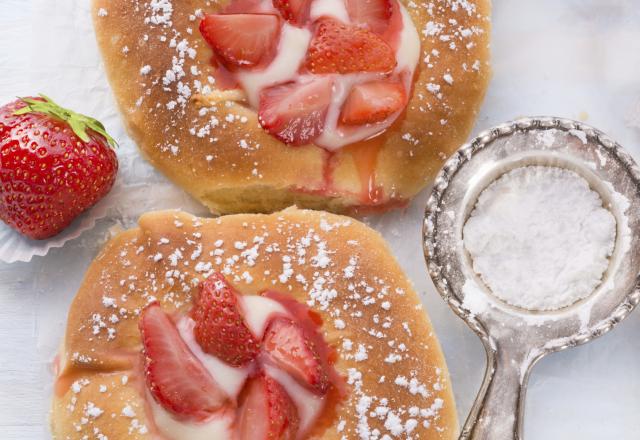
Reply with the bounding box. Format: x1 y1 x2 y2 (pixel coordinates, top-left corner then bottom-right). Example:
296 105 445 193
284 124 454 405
464 166 616 311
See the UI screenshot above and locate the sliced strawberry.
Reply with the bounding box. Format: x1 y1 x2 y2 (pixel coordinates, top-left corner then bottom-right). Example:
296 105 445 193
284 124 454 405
345 0 393 34
304 18 396 74
272 0 311 24
263 317 329 394
340 80 406 125
258 77 333 146
139 303 227 421
238 372 300 440
199 14 281 68
192 273 261 367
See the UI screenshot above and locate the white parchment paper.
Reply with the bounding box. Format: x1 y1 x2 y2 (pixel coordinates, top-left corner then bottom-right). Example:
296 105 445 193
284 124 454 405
1 0 640 438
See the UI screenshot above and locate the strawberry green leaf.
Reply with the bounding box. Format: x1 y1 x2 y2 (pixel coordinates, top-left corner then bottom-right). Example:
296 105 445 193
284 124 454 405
14 94 118 148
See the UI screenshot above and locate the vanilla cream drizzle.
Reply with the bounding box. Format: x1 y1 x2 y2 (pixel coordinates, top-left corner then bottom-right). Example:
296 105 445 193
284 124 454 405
239 295 289 338
237 24 312 108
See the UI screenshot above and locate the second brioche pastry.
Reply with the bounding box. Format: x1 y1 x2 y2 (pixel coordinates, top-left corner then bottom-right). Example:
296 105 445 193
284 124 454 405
51 208 457 439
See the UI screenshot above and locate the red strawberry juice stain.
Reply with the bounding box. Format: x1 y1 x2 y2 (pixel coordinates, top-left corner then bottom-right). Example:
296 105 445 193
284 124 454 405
292 139 387 206
209 58 241 90
344 138 386 205
54 369 88 399
312 128 400 207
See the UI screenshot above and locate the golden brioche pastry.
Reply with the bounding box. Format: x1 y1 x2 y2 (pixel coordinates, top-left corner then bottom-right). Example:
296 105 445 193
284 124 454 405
51 208 457 439
92 0 490 214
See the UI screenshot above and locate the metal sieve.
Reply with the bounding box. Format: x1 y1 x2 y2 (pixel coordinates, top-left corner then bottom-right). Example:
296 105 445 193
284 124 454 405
423 117 640 440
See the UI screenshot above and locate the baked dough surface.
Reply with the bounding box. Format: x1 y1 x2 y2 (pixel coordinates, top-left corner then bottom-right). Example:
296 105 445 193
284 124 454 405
51 208 457 439
92 0 490 214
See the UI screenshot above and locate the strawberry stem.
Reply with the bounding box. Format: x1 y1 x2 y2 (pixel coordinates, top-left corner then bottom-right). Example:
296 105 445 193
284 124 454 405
14 94 118 148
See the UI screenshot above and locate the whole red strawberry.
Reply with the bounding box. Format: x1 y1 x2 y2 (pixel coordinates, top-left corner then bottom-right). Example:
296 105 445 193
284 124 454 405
0 95 118 239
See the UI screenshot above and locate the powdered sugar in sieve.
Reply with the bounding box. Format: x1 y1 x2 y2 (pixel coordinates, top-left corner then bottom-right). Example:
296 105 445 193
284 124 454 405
463 165 616 311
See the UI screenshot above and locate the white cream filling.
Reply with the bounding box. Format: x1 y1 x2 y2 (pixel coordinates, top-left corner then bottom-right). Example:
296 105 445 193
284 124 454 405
239 295 289 338
237 24 312 107
149 397 234 440
395 4 421 75
314 72 389 149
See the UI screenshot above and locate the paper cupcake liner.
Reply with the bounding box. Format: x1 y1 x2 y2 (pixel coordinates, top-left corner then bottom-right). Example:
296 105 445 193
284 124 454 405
0 176 215 264
0 184 119 264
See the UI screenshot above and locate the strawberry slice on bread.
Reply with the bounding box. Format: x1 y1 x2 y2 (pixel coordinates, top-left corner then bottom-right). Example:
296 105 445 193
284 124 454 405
258 77 333 146
237 372 300 440
304 18 396 74
199 14 281 68
272 0 311 25
345 0 394 34
340 80 406 125
263 317 330 395
192 273 261 367
139 303 228 421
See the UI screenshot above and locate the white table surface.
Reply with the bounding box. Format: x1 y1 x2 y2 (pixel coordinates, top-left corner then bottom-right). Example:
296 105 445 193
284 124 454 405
1 0 640 438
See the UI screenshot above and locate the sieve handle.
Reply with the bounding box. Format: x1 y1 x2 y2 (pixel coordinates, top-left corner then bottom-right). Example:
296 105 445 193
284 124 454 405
459 342 538 440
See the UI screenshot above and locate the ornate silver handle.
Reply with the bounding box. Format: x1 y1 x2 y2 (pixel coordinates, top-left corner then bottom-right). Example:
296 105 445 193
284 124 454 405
460 341 537 440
